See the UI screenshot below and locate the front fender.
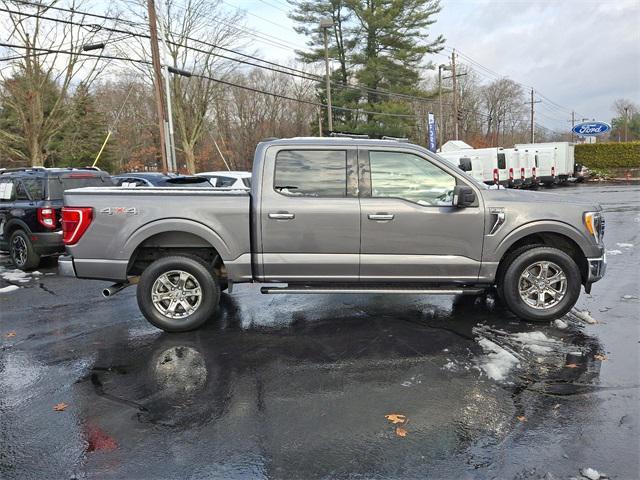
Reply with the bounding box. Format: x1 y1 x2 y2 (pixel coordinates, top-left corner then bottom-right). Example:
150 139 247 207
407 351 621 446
492 220 601 260
121 218 233 260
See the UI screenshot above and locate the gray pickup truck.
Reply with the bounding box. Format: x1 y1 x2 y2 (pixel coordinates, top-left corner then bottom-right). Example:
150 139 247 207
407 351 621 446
59 137 606 332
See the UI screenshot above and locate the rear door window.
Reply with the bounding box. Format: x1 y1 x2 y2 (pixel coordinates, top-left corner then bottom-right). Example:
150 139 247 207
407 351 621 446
15 181 29 200
274 150 347 197
497 153 506 170
22 178 44 200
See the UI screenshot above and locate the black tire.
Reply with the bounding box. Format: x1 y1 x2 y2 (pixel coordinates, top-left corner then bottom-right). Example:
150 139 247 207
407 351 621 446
137 255 220 332
9 229 40 270
499 246 581 322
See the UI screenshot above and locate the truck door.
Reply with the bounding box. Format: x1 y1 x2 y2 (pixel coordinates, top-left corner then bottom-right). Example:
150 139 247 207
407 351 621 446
259 146 360 282
358 148 484 282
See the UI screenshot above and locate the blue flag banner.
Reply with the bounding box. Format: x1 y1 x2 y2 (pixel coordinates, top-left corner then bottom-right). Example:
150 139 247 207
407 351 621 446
428 112 437 152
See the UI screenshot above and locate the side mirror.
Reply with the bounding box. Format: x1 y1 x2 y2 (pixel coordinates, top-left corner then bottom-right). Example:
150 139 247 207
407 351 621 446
458 157 472 172
453 184 476 208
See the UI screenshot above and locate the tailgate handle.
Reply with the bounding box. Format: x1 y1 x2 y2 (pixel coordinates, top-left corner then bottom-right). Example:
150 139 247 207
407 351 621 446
268 212 295 220
368 213 394 221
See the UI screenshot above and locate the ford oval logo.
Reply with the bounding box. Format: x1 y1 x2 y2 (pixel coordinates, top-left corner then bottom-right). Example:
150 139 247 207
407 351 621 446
572 121 611 136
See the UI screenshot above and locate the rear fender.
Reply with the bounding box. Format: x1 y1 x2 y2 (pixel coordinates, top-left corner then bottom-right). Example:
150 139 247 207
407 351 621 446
122 219 232 260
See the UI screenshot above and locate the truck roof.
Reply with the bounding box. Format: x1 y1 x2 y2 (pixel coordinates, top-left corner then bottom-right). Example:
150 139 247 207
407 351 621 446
259 137 422 148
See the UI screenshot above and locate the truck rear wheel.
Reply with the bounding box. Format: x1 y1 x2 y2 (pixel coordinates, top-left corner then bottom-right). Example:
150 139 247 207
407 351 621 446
137 255 220 332
500 246 581 322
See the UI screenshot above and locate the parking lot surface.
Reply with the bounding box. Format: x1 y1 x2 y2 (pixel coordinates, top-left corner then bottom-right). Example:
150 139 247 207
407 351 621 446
1 183 638 480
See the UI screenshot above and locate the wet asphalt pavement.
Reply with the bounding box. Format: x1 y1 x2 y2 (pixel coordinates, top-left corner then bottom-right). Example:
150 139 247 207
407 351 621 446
1 183 639 480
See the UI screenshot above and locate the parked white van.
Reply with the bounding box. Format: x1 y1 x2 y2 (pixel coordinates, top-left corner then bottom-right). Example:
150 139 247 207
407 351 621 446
516 142 575 183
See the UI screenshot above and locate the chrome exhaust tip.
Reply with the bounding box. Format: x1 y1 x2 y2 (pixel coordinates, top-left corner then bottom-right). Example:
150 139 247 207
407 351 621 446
102 282 129 298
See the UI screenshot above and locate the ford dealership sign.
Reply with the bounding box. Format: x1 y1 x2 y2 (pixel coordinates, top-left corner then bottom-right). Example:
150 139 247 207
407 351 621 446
572 121 611 136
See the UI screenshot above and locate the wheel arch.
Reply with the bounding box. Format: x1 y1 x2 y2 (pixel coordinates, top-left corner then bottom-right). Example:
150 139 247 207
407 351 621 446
123 219 230 278
496 229 589 286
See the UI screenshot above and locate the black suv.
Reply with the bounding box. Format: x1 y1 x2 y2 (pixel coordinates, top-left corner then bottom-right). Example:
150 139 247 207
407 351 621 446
0 168 112 269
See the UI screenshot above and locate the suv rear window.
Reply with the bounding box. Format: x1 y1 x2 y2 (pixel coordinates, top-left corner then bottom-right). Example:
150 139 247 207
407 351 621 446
47 175 110 199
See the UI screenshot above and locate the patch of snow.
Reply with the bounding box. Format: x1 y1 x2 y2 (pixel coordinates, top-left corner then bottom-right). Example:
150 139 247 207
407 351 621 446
554 319 569 329
1 269 30 283
477 338 520 381
511 331 562 354
616 242 633 248
606 249 622 256
580 467 601 480
573 309 597 324
622 294 638 300
0 285 20 293
443 361 456 370
32 271 42 276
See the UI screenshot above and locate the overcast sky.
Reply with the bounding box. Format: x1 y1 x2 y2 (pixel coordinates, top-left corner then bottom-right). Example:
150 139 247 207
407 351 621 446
234 0 640 132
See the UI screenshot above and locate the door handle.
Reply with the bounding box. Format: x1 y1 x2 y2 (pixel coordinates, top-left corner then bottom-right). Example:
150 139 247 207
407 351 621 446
268 212 295 220
368 213 394 221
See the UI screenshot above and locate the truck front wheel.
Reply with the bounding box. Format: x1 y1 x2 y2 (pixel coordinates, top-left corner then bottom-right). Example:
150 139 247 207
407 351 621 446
137 255 220 332
500 246 581 322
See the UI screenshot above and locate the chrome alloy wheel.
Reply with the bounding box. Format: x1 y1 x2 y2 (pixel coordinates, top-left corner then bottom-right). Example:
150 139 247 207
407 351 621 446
151 270 203 319
11 234 27 267
518 261 567 310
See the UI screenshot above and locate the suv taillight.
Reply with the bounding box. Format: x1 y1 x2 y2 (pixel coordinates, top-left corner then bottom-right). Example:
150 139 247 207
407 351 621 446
37 208 57 230
493 168 499 184
62 207 93 245
520 167 525 180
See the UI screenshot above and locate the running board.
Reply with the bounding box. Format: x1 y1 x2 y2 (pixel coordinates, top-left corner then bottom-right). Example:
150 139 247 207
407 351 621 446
260 286 485 295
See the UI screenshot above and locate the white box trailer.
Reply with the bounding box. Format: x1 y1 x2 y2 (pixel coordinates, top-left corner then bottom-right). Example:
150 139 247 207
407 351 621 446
437 150 486 184
515 142 575 184
438 147 514 186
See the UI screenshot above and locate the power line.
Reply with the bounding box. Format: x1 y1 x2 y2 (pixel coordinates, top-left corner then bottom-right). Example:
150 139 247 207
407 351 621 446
0 43 426 120
4 1 442 106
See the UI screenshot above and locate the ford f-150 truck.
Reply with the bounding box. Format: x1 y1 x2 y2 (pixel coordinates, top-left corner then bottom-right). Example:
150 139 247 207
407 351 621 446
58 137 606 332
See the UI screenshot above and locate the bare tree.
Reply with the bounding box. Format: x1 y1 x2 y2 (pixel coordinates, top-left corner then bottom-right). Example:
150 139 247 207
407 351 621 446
0 0 114 166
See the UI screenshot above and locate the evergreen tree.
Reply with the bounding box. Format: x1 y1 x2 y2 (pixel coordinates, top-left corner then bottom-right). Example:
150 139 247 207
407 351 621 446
53 83 111 169
289 0 444 138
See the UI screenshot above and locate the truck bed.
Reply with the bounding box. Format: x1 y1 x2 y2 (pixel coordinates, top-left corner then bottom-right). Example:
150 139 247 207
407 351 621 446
63 187 251 281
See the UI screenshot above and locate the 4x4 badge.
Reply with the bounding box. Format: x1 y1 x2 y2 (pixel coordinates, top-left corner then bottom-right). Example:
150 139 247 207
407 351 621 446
99 207 139 215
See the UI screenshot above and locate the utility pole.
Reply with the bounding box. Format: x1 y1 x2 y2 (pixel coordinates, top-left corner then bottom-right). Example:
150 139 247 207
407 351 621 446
320 18 334 133
571 111 575 142
451 49 459 140
624 107 629 142
437 64 451 148
528 89 541 143
156 0 177 172
147 0 168 173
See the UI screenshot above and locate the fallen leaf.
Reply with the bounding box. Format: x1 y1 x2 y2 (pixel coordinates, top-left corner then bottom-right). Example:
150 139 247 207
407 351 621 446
594 354 607 361
553 404 561 410
395 427 408 437
385 414 406 424
53 402 68 412
565 363 579 369
517 416 527 422
5 332 16 339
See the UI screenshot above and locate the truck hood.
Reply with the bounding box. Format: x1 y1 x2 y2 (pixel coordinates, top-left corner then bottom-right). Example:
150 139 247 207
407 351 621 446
481 188 601 211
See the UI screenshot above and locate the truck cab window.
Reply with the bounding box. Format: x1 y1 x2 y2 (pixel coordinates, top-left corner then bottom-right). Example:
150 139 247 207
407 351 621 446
369 151 456 206
274 150 347 197
497 153 506 170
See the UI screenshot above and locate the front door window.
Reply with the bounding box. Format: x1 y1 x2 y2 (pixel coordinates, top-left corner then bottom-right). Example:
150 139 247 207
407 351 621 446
369 151 456 206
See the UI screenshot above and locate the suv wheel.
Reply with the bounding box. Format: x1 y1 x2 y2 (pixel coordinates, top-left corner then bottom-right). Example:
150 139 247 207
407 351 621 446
500 246 581 322
9 230 40 270
137 255 220 332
